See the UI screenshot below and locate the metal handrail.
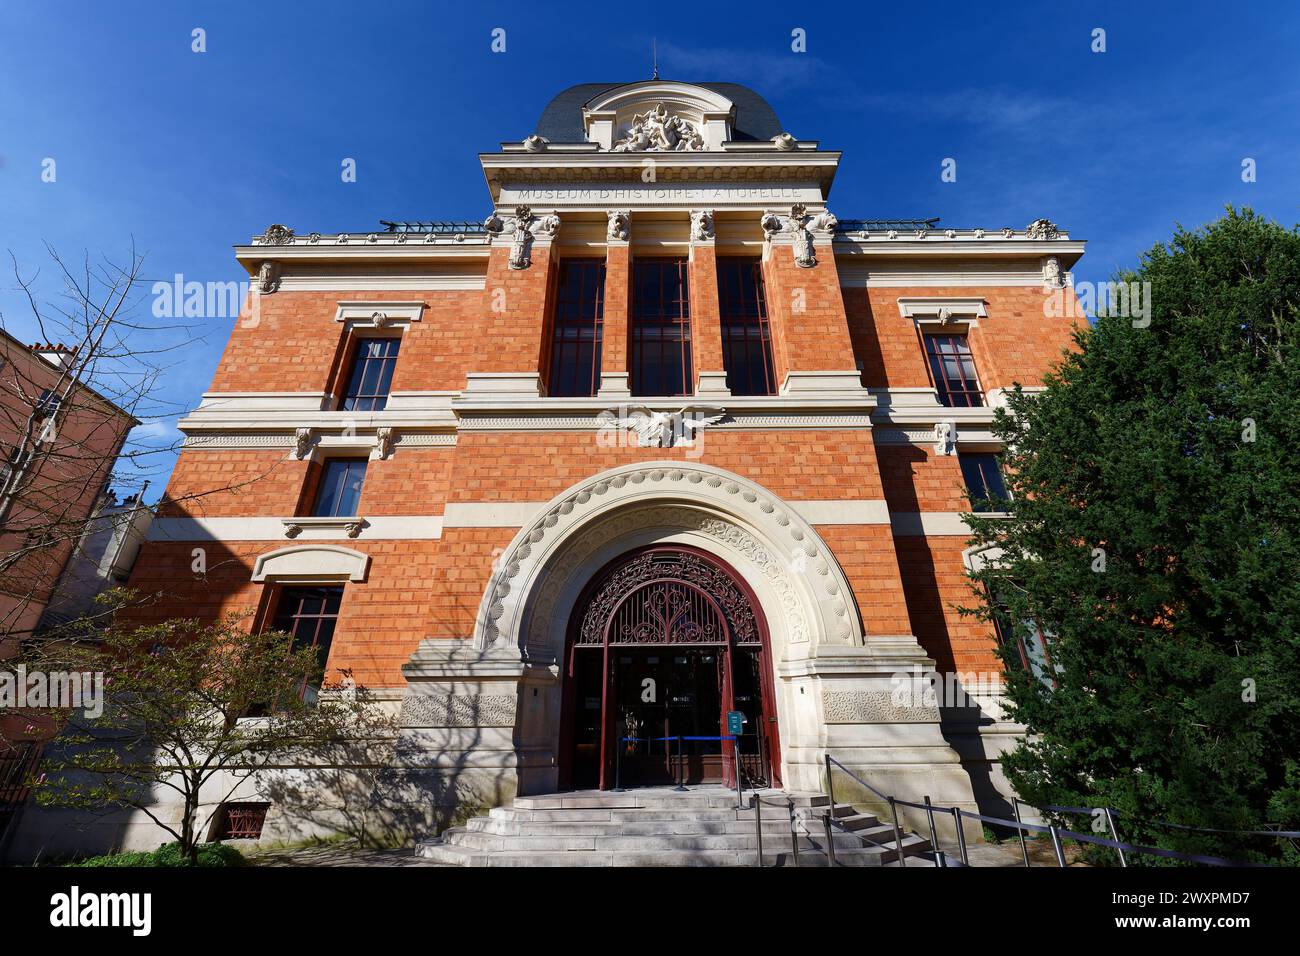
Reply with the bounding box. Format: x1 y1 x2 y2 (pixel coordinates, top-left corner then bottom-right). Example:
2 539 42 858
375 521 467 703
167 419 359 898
823 753 1274 867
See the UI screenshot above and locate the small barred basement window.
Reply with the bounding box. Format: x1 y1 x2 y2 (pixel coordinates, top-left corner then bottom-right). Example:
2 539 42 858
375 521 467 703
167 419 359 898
212 802 270 840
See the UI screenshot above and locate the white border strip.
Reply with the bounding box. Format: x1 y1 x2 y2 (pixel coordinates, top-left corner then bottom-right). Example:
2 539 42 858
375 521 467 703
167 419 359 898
149 515 444 542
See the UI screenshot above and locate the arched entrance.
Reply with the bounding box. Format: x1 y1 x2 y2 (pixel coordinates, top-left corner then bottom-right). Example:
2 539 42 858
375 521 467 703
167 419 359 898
558 545 781 791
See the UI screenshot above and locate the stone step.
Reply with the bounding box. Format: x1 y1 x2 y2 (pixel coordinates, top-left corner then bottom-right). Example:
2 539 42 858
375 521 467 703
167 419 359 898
487 801 861 824
444 828 874 853
468 811 881 837
468 817 878 837
416 837 928 867
419 788 930 867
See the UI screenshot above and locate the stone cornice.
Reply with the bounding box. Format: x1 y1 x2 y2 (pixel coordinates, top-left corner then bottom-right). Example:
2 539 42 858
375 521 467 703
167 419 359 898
479 152 840 203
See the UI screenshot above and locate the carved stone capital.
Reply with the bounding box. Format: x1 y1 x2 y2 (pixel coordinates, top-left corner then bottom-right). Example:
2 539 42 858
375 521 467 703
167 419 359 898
606 210 630 242
689 209 715 243
292 427 313 460
255 261 281 294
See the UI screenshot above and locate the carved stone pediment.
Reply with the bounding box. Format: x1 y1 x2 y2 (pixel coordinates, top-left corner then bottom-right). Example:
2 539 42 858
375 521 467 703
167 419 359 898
611 103 705 152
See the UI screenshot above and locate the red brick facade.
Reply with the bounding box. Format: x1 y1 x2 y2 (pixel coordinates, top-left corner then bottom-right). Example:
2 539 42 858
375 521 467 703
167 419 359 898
119 80 1091 831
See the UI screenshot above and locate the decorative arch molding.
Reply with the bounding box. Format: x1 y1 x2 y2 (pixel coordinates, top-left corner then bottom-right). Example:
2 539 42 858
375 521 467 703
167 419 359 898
251 544 370 583
582 81 735 151
472 462 864 656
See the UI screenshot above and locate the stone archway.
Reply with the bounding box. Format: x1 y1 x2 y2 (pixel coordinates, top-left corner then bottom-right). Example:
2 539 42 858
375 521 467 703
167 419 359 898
473 461 864 659
393 461 978 818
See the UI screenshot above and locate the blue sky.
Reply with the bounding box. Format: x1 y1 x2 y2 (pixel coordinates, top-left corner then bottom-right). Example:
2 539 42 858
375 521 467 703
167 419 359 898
2 0 1298 497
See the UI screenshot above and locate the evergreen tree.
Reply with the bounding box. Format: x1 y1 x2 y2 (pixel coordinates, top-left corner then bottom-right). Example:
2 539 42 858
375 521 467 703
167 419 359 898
966 207 1300 864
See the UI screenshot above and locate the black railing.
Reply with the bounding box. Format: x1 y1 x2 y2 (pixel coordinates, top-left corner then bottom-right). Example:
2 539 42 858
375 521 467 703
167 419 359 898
823 754 1294 868
835 218 941 233
379 220 488 234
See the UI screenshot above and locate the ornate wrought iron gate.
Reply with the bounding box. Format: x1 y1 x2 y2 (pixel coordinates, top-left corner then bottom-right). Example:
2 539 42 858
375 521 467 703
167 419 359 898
560 546 780 790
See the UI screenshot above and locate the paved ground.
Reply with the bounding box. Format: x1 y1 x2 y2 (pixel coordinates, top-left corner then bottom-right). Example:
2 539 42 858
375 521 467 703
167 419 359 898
248 841 448 867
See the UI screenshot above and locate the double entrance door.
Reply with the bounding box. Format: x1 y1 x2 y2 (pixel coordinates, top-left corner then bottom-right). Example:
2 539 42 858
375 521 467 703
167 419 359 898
561 546 780 791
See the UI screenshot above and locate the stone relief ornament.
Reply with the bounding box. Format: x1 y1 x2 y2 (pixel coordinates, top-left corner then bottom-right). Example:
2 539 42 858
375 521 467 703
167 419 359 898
771 132 798 151
1001 227 1015 239
792 205 837 268
761 206 836 268
973 228 985 239
606 210 631 241
599 405 726 448
255 261 280 294
689 209 715 242
293 427 313 460
522 134 548 152
933 421 958 457
759 211 786 240
370 311 392 328
1026 218 1060 240
1042 256 1064 288
256 224 295 245
611 103 706 152
484 206 562 270
374 426 396 459
283 521 303 539
343 520 364 539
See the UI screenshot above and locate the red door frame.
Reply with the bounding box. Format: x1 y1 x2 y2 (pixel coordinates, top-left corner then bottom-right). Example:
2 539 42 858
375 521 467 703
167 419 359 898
557 544 782 791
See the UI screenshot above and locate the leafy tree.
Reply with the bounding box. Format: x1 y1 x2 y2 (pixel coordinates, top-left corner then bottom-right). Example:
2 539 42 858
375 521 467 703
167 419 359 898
966 207 1300 864
23 613 395 864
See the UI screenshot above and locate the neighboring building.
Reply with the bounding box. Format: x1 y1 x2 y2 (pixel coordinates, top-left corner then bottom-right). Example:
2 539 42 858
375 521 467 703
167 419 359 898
0 331 140 848
35 486 153 633
7 80 1087 858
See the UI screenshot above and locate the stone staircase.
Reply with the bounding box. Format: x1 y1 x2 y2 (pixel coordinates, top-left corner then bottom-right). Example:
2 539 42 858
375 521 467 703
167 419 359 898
415 787 931 866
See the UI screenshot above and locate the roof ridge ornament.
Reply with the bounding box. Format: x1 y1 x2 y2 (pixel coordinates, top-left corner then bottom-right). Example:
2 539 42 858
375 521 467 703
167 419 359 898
1026 218 1061 240
255 224 295 245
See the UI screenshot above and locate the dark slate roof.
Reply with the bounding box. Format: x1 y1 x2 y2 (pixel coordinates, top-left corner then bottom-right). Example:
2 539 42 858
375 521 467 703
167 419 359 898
535 82 784 143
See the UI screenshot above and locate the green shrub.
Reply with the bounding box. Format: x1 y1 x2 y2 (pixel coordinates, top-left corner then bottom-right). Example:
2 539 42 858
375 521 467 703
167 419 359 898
70 841 246 867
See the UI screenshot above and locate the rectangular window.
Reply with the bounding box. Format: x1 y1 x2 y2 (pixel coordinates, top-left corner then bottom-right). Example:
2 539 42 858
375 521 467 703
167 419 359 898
548 259 606 397
312 458 367 517
35 389 62 416
631 258 692 396
960 453 1010 512
717 257 775 396
211 802 270 841
924 334 984 407
990 592 1057 690
271 585 343 704
341 338 400 412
